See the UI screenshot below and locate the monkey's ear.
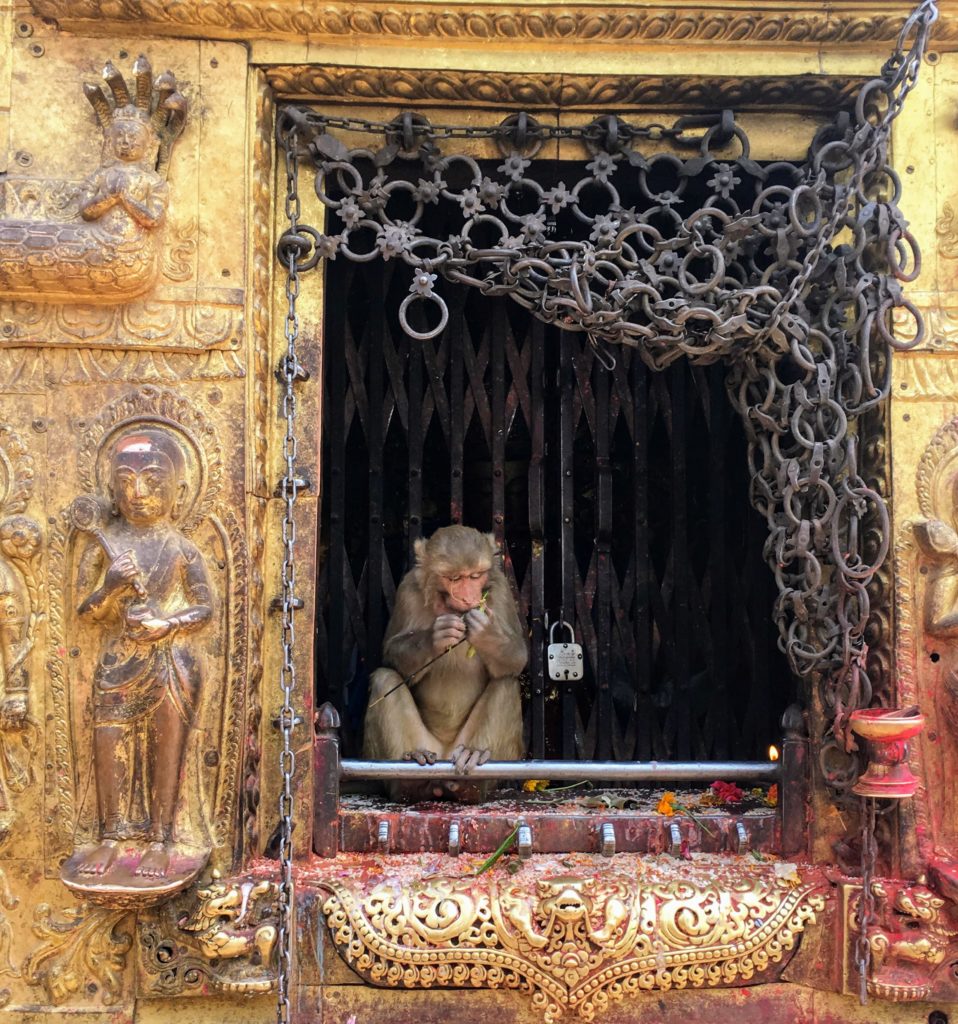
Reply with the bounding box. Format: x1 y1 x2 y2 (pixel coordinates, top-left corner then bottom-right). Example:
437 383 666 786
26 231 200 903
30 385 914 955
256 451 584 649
413 537 427 566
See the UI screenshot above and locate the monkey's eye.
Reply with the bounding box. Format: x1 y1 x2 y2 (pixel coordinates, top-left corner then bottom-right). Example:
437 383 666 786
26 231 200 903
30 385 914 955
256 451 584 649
442 570 490 584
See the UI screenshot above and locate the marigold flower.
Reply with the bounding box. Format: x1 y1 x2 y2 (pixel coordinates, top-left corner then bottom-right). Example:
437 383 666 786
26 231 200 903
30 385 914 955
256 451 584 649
522 779 550 792
765 783 779 808
656 791 676 816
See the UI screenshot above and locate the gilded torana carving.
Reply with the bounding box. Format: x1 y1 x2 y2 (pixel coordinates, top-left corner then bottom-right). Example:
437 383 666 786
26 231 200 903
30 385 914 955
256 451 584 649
22 904 133 1006
0 56 185 304
848 882 958 1002
0 426 41 849
139 872 278 994
46 387 248 908
0 299 242 350
321 868 825 1022
27 2 958 48
267 67 864 110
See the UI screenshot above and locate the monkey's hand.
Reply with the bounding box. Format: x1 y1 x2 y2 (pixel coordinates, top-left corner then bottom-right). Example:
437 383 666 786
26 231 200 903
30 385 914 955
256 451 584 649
433 613 467 654
450 744 491 774
402 749 438 766
463 607 492 646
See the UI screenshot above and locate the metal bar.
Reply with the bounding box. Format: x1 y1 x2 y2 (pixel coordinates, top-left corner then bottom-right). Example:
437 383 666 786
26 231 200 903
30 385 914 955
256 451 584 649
312 703 341 858
559 329 577 759
491 302 506 544
366 265 386 670
708 365 729 758
449 289 465 523
632 355 652 760
407 300 424 558
529 316 546 759
670 362 691 758
594 349 613 760
341 758 781 782
322 260 350 712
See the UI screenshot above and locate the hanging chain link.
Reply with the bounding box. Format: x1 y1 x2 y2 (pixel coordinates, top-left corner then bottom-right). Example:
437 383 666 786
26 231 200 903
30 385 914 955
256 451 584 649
275 120 304 1024
855 796 879 1004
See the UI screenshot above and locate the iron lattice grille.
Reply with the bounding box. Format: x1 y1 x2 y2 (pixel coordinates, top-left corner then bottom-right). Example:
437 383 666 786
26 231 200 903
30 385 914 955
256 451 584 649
317 245 793 762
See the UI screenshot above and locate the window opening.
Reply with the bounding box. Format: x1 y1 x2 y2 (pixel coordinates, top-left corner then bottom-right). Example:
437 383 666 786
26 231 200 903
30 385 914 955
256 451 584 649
317 156 796 767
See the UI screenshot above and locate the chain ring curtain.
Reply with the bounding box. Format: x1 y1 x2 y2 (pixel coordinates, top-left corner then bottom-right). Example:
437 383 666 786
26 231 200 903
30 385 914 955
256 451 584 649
277 0 938 799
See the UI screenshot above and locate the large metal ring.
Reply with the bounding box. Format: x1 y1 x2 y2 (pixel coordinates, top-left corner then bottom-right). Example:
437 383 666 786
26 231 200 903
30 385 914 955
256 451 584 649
399 289 449 340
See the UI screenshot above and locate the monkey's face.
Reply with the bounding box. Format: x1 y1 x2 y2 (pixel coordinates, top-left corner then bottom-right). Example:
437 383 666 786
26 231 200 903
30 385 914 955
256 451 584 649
436 567 489 614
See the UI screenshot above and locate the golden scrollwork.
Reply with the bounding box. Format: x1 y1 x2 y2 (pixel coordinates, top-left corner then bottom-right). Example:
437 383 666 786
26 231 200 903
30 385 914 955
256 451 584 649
0 56 186 304
847 882 958 1002
936 203 958 261
0 425 41 849
138 872 278 995
0 298 242 350
26 2 958 48
321 870 825 1022
267 67 864 111
22 904 132 1006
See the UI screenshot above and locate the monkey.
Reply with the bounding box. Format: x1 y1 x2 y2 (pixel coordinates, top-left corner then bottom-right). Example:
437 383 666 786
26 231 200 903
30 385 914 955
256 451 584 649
363 526 527 801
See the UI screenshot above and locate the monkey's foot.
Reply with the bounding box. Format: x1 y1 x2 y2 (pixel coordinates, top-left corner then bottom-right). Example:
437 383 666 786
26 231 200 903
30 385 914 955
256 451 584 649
402 749 438 765
75 840 118 876
134 842 170 878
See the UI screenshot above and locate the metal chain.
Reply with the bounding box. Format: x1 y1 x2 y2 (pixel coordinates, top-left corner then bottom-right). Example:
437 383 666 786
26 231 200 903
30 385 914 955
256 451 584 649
290 109 714 148
855 796 878 1004
275 118 303 1024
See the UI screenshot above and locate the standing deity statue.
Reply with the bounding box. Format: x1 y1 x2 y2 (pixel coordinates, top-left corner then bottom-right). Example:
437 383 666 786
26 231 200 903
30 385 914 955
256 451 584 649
67 428 212 889
915 487 958 726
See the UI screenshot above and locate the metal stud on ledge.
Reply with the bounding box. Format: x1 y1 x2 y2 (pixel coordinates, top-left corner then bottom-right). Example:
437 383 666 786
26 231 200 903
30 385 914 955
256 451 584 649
599 822 616 857
448 822 461 858
517 822 533 859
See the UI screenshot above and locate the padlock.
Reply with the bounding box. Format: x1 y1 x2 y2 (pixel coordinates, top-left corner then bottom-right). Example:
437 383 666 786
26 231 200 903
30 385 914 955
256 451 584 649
547 620 584 682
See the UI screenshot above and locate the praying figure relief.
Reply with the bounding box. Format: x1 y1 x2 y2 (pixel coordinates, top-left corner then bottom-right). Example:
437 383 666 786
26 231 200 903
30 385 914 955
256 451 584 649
59 388 244 908
0 56 186 303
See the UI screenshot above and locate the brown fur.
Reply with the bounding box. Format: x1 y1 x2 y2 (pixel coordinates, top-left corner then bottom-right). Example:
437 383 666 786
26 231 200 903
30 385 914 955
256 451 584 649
363 526 526 801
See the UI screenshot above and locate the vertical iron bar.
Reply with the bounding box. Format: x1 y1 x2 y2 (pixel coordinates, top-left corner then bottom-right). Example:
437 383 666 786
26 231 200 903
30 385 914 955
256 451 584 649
491 302 506 547
708 366 729 758
366 266 386 671
559 329 577 759
671 363 691 759
529 317 546 759
632 356 652 761
449 290 465 524
407 298 424 561
594 353 613 760
323 265 349 714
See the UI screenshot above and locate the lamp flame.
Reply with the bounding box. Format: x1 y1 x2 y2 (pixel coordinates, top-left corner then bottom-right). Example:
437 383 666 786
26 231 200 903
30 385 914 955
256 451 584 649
768 744 780 762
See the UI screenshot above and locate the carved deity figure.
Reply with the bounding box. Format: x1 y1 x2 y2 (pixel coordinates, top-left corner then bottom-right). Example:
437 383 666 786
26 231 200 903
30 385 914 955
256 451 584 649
915 505 958 726
0 56 186 303
77 111 168 233
73 428 212 882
